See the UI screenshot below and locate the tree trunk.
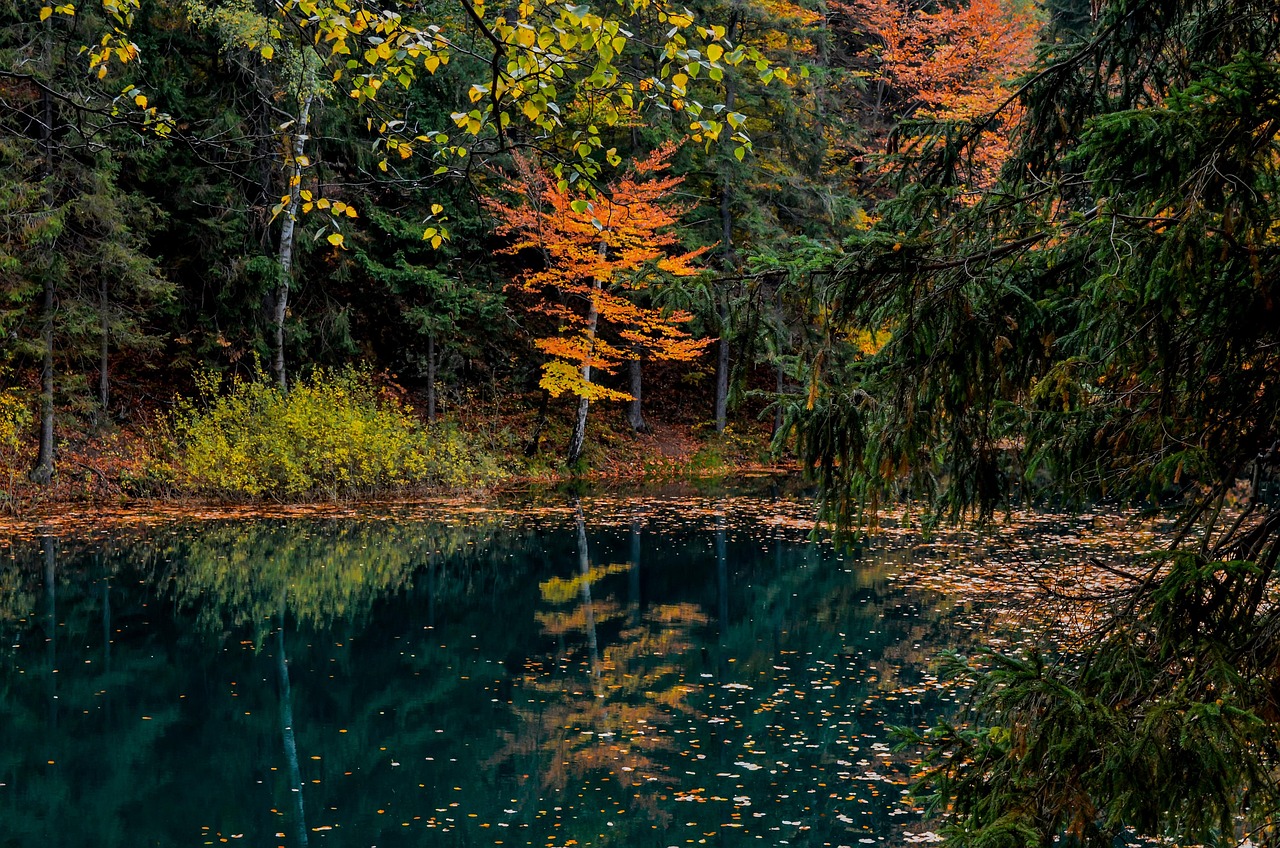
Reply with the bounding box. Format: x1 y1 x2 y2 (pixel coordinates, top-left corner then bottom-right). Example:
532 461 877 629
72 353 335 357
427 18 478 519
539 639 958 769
567 394 591 465
271 82 316 393
31 88 56 485
626 357 647 434
773 359 785 437
99 275 110 422
714 50 737 436
426 332 437 424
714 321 730 435
526 388 550 457
566 266 603 465
32 275 56 484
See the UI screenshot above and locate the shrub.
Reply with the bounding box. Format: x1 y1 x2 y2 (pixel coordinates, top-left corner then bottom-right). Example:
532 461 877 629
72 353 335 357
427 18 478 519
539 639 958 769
172 368 501 499
0 386 29 456
0 384 31 503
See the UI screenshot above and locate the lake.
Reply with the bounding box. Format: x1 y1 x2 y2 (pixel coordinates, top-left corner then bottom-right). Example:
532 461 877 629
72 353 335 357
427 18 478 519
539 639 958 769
0 490 1150 847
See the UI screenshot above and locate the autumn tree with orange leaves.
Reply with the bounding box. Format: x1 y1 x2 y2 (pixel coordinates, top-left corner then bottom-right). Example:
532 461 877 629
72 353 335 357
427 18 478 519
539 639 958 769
490 146 709 464
840 0 1038 184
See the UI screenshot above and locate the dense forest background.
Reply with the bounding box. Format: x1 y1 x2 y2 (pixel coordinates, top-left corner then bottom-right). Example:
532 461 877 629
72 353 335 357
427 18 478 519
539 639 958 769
0 0 1045 499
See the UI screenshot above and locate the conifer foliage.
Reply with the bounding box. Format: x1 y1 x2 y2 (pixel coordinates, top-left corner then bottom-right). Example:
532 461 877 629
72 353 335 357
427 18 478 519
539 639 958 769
795 0 1280 844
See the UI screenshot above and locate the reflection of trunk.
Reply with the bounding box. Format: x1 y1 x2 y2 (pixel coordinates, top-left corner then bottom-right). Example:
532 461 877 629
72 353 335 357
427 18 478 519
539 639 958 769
575 502 602 694
716 515 728 636
100 567 111 671
566 270 603 464
270 78 316 393
277 607 309 848
426 551 436 628
101 562 112 723
626 358 647 434
43 536 57 727
629 519 642 624
426 332 437 424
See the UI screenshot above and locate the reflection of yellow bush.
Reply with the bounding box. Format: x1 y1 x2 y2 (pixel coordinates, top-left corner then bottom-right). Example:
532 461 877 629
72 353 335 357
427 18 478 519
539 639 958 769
172 368 501 499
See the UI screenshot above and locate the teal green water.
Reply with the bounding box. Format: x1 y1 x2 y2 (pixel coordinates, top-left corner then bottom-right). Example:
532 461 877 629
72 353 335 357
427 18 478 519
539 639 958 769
0 495 980 848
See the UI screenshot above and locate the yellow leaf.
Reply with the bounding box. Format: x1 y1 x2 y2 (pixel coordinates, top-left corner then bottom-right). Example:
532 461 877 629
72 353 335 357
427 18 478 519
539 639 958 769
300 189 313 201
261 45 274 60
431 235 442 249
316 198 331 209
707 44 723 62
430 203 443 215
327 232 345 247
39 6 53 21
133 93 147 108
344 205 358 218
376 41 392 60
424 55 440 73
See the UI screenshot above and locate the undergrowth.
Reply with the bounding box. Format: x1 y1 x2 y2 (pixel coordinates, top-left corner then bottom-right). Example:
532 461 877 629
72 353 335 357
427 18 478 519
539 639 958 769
170 368 502 500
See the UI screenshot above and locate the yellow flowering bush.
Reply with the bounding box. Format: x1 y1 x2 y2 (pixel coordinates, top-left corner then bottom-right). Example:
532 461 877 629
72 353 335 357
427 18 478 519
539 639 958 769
172 368 500 499
0 387 29 456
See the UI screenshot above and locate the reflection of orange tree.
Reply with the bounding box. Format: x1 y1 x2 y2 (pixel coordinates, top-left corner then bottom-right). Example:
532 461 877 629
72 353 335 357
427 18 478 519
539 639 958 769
494 559 707 824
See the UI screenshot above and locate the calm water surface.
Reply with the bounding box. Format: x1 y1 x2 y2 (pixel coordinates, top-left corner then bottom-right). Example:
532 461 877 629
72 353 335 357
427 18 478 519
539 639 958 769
0 493 1025 848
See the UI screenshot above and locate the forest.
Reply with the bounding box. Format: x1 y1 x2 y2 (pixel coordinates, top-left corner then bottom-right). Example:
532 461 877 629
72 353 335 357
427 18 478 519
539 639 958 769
0 0 1045 503
5 0 1280 843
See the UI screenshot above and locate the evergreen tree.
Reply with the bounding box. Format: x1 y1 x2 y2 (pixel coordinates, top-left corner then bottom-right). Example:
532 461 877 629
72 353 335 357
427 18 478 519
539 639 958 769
797 0 1280 844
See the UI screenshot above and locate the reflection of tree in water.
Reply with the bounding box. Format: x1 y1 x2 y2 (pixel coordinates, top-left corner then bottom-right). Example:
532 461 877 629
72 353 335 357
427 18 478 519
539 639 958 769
494 507 708 824
158 518 514 635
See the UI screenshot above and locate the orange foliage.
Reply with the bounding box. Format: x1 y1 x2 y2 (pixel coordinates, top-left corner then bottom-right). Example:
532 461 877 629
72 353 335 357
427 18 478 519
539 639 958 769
488 145 710 402
842 0 1039 182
